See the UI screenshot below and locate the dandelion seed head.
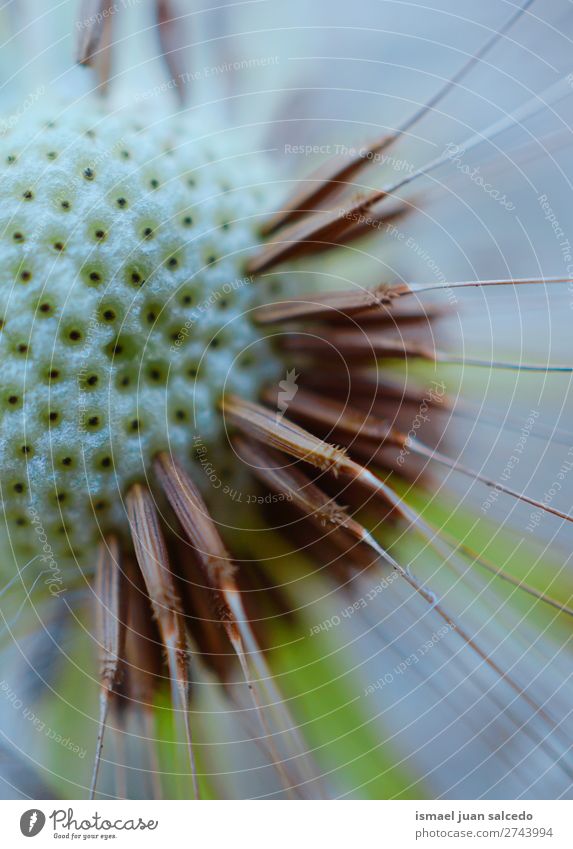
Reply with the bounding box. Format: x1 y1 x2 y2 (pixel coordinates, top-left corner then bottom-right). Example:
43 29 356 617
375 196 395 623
0 101 288 560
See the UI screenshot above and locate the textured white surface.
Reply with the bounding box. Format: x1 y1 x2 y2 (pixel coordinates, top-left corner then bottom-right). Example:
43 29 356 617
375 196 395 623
0 101 285 560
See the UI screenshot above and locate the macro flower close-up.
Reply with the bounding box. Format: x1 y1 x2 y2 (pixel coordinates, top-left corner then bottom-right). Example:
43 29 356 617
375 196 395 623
1 0 573 817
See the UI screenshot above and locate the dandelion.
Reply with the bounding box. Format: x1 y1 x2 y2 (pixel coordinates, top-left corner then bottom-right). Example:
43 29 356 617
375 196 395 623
0 0 572 801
